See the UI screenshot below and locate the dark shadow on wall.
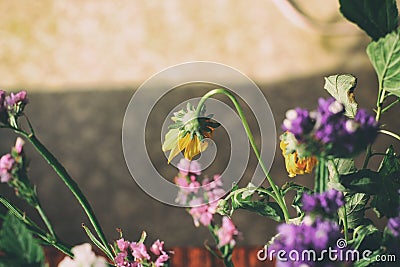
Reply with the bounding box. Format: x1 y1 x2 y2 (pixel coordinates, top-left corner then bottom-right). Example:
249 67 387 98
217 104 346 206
0 68 398 247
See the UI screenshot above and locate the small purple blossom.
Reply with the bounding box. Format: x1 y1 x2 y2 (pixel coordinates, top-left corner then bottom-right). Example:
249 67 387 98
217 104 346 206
270 217 344 267
282 108 315 140
387 216 400 237
302 189 344 215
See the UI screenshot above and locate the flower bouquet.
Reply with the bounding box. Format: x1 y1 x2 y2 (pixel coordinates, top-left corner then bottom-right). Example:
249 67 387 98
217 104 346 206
1 1 400 267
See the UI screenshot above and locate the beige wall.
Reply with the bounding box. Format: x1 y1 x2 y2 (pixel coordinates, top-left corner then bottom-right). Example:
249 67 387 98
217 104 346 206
0 0 370 91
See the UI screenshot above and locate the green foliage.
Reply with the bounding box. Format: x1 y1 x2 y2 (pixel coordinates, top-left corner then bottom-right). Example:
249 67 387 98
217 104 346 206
371 146 400 218
338 192 370 230
339 146 400 218
282 182 312 217
349 224 380 250
367 30 400 97
0 211 45 267
221 184 285 222
324 74 358 118
339 0 398 40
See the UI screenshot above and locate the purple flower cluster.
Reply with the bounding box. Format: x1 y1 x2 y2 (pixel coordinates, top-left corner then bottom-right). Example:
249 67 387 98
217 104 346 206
282 97 378 157
282 108 315 140
270 217 344 267
302 189 344 215
115 238 170 267
0 90 28 123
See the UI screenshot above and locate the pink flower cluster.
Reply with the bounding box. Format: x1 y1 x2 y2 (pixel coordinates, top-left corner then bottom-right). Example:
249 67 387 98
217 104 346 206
0 90 28 122
0 137 25 182
174 159 240 248
115 238 170 267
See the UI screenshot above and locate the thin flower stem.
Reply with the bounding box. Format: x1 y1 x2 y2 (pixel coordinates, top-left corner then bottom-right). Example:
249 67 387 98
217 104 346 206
195 89 290 223
17 131 114 259
363 85 386 169
35 204 55 237
381 98 400 113
379 129 400 141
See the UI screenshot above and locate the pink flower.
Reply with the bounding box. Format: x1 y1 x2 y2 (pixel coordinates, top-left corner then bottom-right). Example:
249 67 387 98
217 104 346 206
130 242 150 261
154 253 169 267
14 137 25 154
189 198 214 227
0 154 14 170
117 238 131 252
0 154 14 183
177 158 202 175
5 90 28 107
150 239 165 256
217 217 239 247
115 251 137 267
202 175 223 191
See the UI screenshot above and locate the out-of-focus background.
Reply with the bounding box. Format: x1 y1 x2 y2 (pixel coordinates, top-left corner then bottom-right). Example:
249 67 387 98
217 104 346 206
0 0 399 247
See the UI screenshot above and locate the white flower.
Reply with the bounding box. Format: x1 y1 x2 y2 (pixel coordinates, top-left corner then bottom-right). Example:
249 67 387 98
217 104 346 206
58 243 107 267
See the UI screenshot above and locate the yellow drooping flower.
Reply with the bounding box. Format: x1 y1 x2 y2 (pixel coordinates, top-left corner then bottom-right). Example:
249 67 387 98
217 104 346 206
162 103 219 163
280 132 317 178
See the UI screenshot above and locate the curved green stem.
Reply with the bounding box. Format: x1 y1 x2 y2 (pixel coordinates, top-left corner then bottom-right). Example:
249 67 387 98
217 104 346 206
17 131 114 260
195 89 290 222
379 129 400 141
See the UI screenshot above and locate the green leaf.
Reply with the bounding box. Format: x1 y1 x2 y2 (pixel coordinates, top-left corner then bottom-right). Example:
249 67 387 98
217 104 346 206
328 158 356 191
367 30 400 97
349 224 379 250
339 0 398 40
239 201 284 222
282 182 312 216
324 74 358 118
0 212 45 267
340 169 381 195
339 192 370 230
371 146 400 218
231 190 284 222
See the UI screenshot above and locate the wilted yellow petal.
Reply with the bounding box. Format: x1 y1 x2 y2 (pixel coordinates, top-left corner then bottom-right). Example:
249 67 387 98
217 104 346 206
162 129 180 151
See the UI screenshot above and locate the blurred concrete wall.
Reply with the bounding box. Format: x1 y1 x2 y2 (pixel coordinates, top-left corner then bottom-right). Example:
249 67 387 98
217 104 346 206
1 0 368 90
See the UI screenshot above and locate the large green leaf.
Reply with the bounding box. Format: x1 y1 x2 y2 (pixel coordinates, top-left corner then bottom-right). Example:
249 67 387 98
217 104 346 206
338 192 370 230
339 0 398 40
367 30 400 97
340 169 381 195
324 74 358 118
371 146 400 218
230 187 285 222
0 212 45 267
